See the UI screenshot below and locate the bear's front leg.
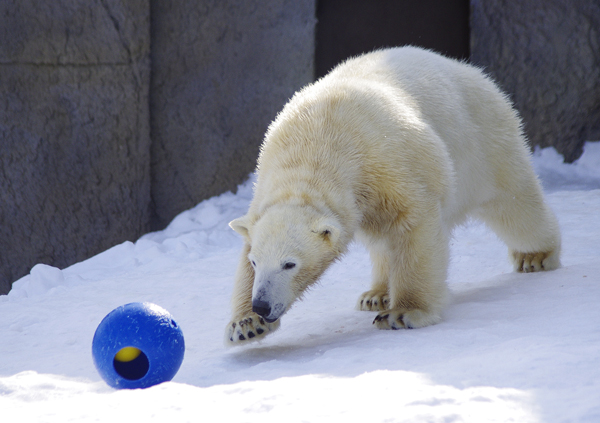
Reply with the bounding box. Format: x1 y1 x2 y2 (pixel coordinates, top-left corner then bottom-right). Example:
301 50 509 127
225 243 281 346
369 217 449 330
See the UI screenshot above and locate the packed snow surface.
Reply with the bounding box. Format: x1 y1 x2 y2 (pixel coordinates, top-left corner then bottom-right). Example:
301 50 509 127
1 142 599 422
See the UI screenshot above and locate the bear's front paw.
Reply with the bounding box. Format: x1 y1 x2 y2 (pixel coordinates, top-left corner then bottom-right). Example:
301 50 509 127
356 290 389 311
373 308 441 330
225 313 280 346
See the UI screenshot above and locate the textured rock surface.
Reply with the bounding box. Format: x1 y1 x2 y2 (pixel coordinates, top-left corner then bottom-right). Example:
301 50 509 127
0 0 151 294
471 0 600 162
150 0 316 229
0 0 316 294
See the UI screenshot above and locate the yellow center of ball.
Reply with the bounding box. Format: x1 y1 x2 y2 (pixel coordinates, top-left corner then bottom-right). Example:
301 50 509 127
114 346 142 362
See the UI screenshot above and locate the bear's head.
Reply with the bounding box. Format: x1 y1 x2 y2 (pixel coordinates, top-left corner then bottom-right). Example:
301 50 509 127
230 204 344 323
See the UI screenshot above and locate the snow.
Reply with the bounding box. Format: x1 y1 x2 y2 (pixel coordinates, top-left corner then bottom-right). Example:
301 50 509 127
1 141 599 423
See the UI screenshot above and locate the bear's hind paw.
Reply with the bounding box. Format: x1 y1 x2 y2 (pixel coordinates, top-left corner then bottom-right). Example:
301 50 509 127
373 308 441 330
225 312 280 346
357 290 389 311
511 250 560 273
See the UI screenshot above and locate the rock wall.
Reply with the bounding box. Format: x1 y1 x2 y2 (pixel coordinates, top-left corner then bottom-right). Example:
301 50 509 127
150 0 316 229
0 0 316 294
0 0 151 294
470 0 600 162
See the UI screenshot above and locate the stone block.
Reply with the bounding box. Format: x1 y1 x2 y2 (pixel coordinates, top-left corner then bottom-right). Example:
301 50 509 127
470 0 600 162
150 0 316 229
0 0 150 294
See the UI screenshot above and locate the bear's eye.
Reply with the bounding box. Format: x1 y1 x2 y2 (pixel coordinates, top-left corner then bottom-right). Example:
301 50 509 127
282 262 296 270
250 260 256 267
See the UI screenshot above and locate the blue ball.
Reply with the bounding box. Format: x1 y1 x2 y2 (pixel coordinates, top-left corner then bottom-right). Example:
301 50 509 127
92 302 185 389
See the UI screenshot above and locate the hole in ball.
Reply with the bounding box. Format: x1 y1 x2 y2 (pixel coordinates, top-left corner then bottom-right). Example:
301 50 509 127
113 347 149 381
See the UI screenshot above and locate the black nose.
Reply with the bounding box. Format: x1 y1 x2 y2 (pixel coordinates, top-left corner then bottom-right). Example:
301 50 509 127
252 300 271 317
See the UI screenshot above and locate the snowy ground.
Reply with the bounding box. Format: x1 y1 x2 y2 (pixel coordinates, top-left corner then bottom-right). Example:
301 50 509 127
1 142 599 422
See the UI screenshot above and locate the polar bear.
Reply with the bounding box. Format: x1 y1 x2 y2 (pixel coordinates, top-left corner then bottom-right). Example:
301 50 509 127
225 46 561 345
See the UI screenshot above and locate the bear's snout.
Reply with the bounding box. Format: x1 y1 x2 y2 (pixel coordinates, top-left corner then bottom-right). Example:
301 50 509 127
252 299 281 323
252 299 271 318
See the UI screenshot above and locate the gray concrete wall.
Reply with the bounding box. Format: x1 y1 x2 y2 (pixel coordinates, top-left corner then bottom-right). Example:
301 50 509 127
0 0 316 294
470 0 600 162
0 0 152 294
150 0 316 229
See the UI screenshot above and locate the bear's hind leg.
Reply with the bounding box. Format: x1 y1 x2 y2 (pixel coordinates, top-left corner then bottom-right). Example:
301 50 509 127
475 179 561 273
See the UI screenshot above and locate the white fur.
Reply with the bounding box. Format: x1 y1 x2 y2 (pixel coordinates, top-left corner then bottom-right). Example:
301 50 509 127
225 46 561 345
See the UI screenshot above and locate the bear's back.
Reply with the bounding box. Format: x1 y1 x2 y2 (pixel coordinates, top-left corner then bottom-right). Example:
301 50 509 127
326 47 530 223
256 47 531 228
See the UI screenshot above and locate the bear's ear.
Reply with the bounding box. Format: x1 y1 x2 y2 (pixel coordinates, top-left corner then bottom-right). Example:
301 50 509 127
315 217 341 245
229 216 251 238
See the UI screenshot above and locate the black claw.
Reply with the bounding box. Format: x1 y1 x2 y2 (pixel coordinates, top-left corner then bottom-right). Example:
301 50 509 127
259 317 266 325
373 313 389 324
239 334 246 341
374 313 390 326
232 322 236 329
257 328 264 335
398 315 413 329
230 337 233 342
248 331 255 339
